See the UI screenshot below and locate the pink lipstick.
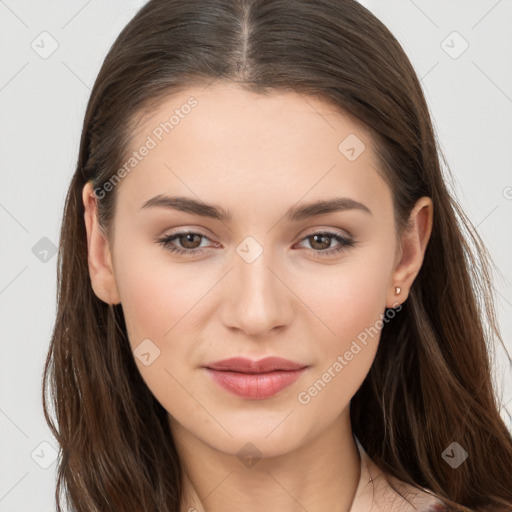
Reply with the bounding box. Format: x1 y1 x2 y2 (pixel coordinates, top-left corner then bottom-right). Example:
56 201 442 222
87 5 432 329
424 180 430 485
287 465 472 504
203 356 308 400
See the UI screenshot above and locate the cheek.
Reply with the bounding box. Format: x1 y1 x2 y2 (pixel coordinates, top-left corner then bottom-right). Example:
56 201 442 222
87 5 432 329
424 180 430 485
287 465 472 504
112 251 202 414
294 249 393 402
116 267 170 344
298 253 392 349
113 242 210 343
112 244 219 404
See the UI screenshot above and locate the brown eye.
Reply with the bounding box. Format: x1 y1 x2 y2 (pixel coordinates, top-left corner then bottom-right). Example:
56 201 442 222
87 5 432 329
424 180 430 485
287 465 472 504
177 233 202 249
156 230 355 258
156 231 214 255
297 231 355 258
308 233 332 250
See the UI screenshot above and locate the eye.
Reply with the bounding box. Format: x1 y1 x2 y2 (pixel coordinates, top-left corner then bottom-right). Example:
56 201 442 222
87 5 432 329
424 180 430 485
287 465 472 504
156 231 215 255
155 230 356 257
295 231 355 257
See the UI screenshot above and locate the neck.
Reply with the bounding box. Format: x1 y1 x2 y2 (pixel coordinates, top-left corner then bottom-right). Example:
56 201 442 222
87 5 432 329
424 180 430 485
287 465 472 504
172 408 361 512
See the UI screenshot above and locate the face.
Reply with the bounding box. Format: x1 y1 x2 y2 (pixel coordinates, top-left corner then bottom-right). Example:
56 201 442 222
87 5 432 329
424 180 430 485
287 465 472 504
83 81 431 459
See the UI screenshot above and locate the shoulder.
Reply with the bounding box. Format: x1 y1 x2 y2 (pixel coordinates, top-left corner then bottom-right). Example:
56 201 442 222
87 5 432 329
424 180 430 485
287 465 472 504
353 437 447 512
385 474 447 511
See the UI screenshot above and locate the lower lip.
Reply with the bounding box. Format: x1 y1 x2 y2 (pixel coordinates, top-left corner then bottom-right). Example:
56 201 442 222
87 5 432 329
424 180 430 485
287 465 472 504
205 367 307 400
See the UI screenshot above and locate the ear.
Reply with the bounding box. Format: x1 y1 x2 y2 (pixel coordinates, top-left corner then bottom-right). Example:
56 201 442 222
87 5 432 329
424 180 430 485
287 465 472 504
386 197 433 308
82 181 121 305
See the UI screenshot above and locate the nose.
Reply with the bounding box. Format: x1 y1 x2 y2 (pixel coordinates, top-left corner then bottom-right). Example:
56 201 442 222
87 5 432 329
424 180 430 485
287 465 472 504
220 245 294 337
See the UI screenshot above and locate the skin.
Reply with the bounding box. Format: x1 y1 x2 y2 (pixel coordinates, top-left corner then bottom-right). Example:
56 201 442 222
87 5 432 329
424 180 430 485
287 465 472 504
82 82 433 512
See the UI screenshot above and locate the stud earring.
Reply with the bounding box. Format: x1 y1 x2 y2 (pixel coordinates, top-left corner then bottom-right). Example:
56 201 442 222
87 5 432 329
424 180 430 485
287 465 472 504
395 286 401 295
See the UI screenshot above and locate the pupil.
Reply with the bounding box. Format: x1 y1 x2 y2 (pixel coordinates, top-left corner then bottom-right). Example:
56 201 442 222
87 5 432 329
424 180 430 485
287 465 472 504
313 234 329 250
182 234 200 248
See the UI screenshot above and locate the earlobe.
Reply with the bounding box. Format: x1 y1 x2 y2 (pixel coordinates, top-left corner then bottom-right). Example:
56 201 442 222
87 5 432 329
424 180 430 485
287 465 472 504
387 197 433 308
82 181 121 305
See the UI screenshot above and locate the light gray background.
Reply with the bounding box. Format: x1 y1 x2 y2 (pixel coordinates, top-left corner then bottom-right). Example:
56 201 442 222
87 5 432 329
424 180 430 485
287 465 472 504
1 1 511 510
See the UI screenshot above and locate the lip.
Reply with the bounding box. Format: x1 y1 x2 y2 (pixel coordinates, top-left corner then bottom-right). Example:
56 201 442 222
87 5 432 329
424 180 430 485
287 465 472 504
204 356 307 373
203 357 309 400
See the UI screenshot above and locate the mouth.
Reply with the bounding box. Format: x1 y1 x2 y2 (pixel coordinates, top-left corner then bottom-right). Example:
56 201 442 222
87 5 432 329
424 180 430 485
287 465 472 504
203 357 309 400
204 356 308 373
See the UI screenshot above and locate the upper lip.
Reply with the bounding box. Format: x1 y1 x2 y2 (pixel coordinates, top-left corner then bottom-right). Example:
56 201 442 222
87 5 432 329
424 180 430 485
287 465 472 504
204 356 308 374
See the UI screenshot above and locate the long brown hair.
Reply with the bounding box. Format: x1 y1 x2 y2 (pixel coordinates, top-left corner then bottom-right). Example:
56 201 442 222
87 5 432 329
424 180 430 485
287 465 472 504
42 1 512 510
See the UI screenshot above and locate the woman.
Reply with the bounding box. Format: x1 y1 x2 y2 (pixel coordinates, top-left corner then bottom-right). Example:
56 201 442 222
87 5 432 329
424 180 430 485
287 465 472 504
42 1 512 511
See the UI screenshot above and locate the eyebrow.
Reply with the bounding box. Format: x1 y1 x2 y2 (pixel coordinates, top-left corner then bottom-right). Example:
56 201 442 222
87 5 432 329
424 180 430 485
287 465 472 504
140 194 372 221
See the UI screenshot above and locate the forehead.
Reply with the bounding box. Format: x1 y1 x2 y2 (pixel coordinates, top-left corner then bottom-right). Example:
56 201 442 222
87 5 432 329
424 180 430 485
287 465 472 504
133 81 372 158
115 82 392 221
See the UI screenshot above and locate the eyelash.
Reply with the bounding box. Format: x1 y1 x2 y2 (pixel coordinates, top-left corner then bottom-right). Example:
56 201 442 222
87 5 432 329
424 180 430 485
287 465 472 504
155 230 356 258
